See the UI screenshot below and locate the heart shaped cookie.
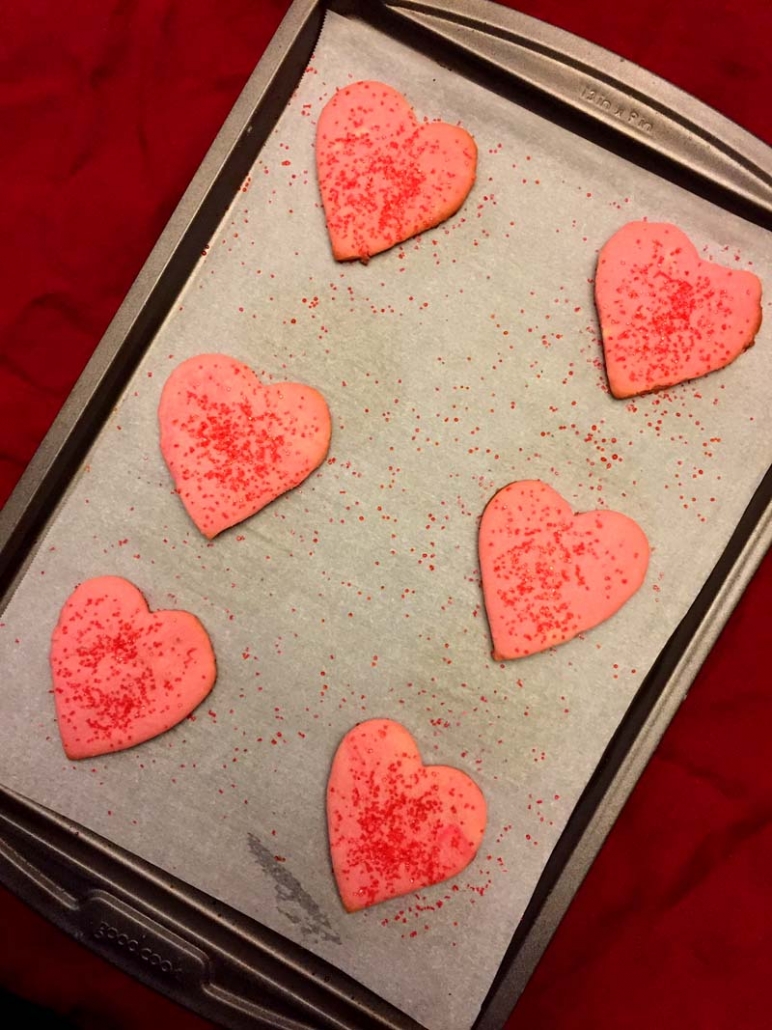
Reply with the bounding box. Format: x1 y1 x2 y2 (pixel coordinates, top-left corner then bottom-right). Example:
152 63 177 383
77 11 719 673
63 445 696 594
327 719 487 912
479 481 649 660
316 80 477 262
51 576 216 759
595 221 762 397
159 354 331 538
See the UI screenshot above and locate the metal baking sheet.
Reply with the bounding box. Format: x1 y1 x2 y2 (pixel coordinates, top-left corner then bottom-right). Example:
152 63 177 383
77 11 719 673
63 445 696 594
1 3 770 1030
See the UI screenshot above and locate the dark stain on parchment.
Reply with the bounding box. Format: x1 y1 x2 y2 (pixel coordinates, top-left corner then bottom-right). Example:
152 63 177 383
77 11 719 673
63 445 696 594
247 833 341 946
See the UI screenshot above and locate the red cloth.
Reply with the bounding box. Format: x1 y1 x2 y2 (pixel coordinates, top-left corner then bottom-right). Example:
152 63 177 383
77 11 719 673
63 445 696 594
1 1 770 1028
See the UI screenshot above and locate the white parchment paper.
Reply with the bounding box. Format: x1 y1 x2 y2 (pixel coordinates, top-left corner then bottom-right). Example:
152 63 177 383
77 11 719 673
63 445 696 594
1 13 770 1030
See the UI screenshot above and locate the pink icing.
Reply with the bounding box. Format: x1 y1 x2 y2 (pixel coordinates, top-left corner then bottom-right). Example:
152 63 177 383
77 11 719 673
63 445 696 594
595 221 762 397
51 576 216 759
159 354 331 539
479 480 650 660
316 80 477 262
327 718 487 912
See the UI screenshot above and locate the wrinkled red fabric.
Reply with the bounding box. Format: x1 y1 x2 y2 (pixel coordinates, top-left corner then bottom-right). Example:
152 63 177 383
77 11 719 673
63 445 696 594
1 1 770 1028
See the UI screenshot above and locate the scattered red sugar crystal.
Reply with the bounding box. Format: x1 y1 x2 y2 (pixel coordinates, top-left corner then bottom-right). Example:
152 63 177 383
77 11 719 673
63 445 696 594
595 221 762 397
316 80 477 261
327 718 487 911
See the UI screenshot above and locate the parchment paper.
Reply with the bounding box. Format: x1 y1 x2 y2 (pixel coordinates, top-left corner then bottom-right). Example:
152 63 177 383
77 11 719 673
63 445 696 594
1 12 770 1030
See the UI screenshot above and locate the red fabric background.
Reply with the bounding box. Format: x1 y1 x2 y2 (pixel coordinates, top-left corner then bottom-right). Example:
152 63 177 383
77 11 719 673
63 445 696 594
1 1 770 1027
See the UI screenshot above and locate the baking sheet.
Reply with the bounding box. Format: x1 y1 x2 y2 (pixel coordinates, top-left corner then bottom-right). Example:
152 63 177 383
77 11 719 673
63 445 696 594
1 11 770 1030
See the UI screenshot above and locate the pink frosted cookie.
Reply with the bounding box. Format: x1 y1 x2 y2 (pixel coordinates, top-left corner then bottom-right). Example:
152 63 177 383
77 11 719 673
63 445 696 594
479 481 649 660
51 576 215 759
595 221 762 397
316 80 477 261
159 354 331 539
327 718 487 912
